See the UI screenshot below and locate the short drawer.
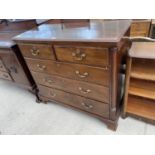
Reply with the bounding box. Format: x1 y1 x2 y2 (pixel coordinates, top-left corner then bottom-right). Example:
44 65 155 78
38 85 109 118
0 59 7 72
18 44 55 60
26 58 110 86
54 46 109 67
32 71 110 103
0 71 12 81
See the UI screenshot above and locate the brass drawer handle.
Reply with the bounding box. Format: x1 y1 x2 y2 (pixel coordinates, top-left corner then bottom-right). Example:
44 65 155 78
81 102 93 109
72 49 86 61
30 48 40 56
75 70 89 78
37 64 46 71
50 91 56 98
79 87 91 94
44 79 53 85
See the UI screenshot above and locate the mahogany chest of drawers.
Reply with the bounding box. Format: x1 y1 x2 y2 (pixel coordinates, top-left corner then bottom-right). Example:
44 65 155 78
14 20 131 130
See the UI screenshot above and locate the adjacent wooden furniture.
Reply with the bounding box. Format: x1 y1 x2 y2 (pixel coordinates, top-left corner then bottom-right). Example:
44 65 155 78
0 19 36 32
0 20 37 91
14 20 131 131
130 20 151 37
123 37 155 124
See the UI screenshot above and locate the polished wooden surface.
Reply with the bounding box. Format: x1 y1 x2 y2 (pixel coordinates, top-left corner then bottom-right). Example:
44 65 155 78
14 20 131 44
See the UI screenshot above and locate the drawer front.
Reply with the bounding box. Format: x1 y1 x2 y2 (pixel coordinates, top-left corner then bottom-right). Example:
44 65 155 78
0 59 7 72
0 71 12 81
26 58 110 86
18 44 55 60
32 71 109 103
38 85 109 118
54 46 109 67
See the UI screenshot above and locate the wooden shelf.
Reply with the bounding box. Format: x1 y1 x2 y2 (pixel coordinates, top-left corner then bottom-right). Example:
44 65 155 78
129 78 155 100
129 86 155 100
131 59 155 81
127 95 155 121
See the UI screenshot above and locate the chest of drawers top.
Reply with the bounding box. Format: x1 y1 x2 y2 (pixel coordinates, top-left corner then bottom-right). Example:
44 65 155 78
13 20 131 45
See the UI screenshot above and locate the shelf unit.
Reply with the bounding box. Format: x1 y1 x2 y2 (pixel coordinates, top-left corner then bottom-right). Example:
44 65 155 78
123 41 155 123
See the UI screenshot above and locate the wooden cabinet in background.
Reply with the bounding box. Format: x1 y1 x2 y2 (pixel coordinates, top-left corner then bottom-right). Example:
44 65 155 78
0 20 37 91
130 19 151 37
0 19 36 32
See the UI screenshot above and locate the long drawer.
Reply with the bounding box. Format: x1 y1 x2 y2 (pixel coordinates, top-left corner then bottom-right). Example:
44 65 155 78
54 45 109 67
25 58 110 86
38 85 109 118
18 44 55 60
32 71 109 103
0 71 12 81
